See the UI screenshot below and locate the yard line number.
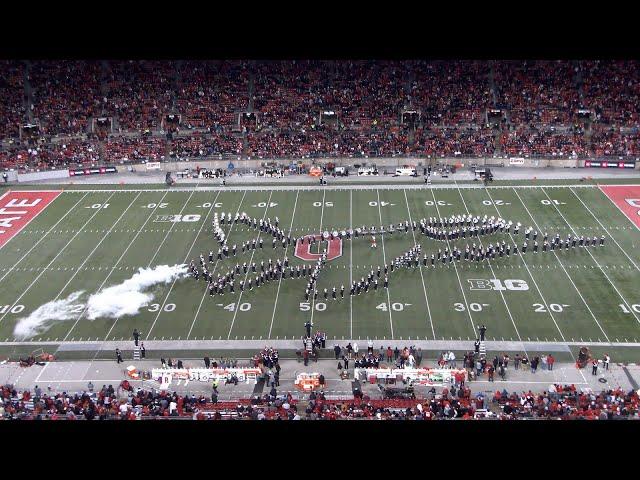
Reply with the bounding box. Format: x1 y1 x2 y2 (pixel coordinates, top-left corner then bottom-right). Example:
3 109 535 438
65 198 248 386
222 302 251 312
533 303 569 313
454 302 487 312
300 302 326 312
619 304 640 314
376 302 410 312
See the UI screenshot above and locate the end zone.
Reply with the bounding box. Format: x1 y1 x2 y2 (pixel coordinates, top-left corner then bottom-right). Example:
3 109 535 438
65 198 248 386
0 190 62 249
599 185 640 231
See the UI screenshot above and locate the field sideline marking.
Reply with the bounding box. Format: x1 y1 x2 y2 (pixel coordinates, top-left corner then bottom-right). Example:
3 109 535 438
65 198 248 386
0 191 117 329
403 189 435 339
429 189 476 336
0 193 88 286
453 186 524 346
512 188 611 341
226 191 274 339
187 190 246 339
66 191 171 342
267 190 299 339
484 188 571 344
541 187 640 326
571 187 640 272
145 190 219 340
309 189 326 330
375 190 394 339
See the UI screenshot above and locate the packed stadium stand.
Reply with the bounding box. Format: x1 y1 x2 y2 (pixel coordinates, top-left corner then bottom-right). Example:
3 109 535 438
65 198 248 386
1 60 639 172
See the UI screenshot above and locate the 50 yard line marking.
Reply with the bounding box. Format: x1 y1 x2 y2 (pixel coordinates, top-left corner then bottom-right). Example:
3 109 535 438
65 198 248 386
375 190 394 339
187 190 246 339
64 191 171 342
403 190 435 339
454 187 524 344
226 191 274 339
0 192 117 329
145 190 219 340
429 189 475 336
512 188 611 342
0 193 88 286
309 189 327 331
267 190 299 339
541 187 640 326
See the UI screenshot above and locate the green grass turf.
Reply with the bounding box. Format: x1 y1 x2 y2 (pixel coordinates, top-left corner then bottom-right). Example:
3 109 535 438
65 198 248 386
0 183 639 361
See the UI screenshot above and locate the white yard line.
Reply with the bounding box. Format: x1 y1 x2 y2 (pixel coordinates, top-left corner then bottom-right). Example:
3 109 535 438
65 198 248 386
187 190 246 339
571 187 640 272
429 189 476 336
512 188 611 342
402 190 435 339
454 187 524 344
145 191 220 340
0 192 117 328
541 187 640 326
267 190 299 339
484 188 569 342
349 190 353 339
0 193 88 285
226 191 274 339
309 190 326 329
375 190 394 339
66 191 171 342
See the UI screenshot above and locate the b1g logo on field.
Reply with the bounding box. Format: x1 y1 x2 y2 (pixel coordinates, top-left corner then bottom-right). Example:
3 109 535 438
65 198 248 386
468 279 529 291
294 233 343 261
625 198 640 216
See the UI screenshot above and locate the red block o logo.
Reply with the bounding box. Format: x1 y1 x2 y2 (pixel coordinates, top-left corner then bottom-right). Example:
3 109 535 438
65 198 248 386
294 234 343 261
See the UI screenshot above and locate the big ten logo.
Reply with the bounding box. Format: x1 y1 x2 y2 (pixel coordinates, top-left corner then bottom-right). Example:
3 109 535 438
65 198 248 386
467 279 529 291
625 198 640 216
294 233 343 261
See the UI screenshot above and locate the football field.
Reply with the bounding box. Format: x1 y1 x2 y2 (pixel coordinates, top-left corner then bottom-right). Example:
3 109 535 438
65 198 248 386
0 182 640 359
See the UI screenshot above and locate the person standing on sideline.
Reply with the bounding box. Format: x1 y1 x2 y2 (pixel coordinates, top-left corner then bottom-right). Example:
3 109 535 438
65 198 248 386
133 328 140 346
547 354 554 371
488 366 494 382
386 346 393 364
116 348 123 364
541 354 548 371
204 356 211 368
2 172 8 183
603 354 610 371
478 325 487 341
353 342 359 358
367 339 374 354
474 338 480 355
334 345 341 360
140 343 146 359
514 353 521 370
592 359 599 375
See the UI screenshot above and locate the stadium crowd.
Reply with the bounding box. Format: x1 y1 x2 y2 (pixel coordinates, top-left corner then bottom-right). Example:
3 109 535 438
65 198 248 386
1 60 639 172
1 379 637 420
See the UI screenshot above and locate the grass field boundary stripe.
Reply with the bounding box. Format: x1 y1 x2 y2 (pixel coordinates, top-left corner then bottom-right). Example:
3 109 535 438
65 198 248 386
484 188 570 342
375 189 394 339
596 185 640 233
349 190 353 339
0 192 88 285
403 189 435 339
267 190 299 339
572 187 640 271
187 190 245 339
226 191 274 339
429 188 476 336
454 185 524 345
0 191 117 329
540 187 640 326
513 188 611 341
145 190 218 340
66 191 171 342
309 189 326 329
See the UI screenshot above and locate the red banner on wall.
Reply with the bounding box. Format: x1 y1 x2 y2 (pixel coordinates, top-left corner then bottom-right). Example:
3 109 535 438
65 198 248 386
0 190 62 249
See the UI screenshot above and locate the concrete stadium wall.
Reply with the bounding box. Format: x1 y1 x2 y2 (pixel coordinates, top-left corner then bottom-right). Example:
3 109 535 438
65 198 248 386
17 169 69 182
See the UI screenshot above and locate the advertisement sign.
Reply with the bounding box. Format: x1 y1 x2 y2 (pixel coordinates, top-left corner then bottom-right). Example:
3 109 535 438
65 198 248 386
69 166 118 176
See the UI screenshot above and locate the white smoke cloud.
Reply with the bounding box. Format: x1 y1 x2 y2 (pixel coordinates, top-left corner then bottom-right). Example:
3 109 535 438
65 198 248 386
13 264 188 339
